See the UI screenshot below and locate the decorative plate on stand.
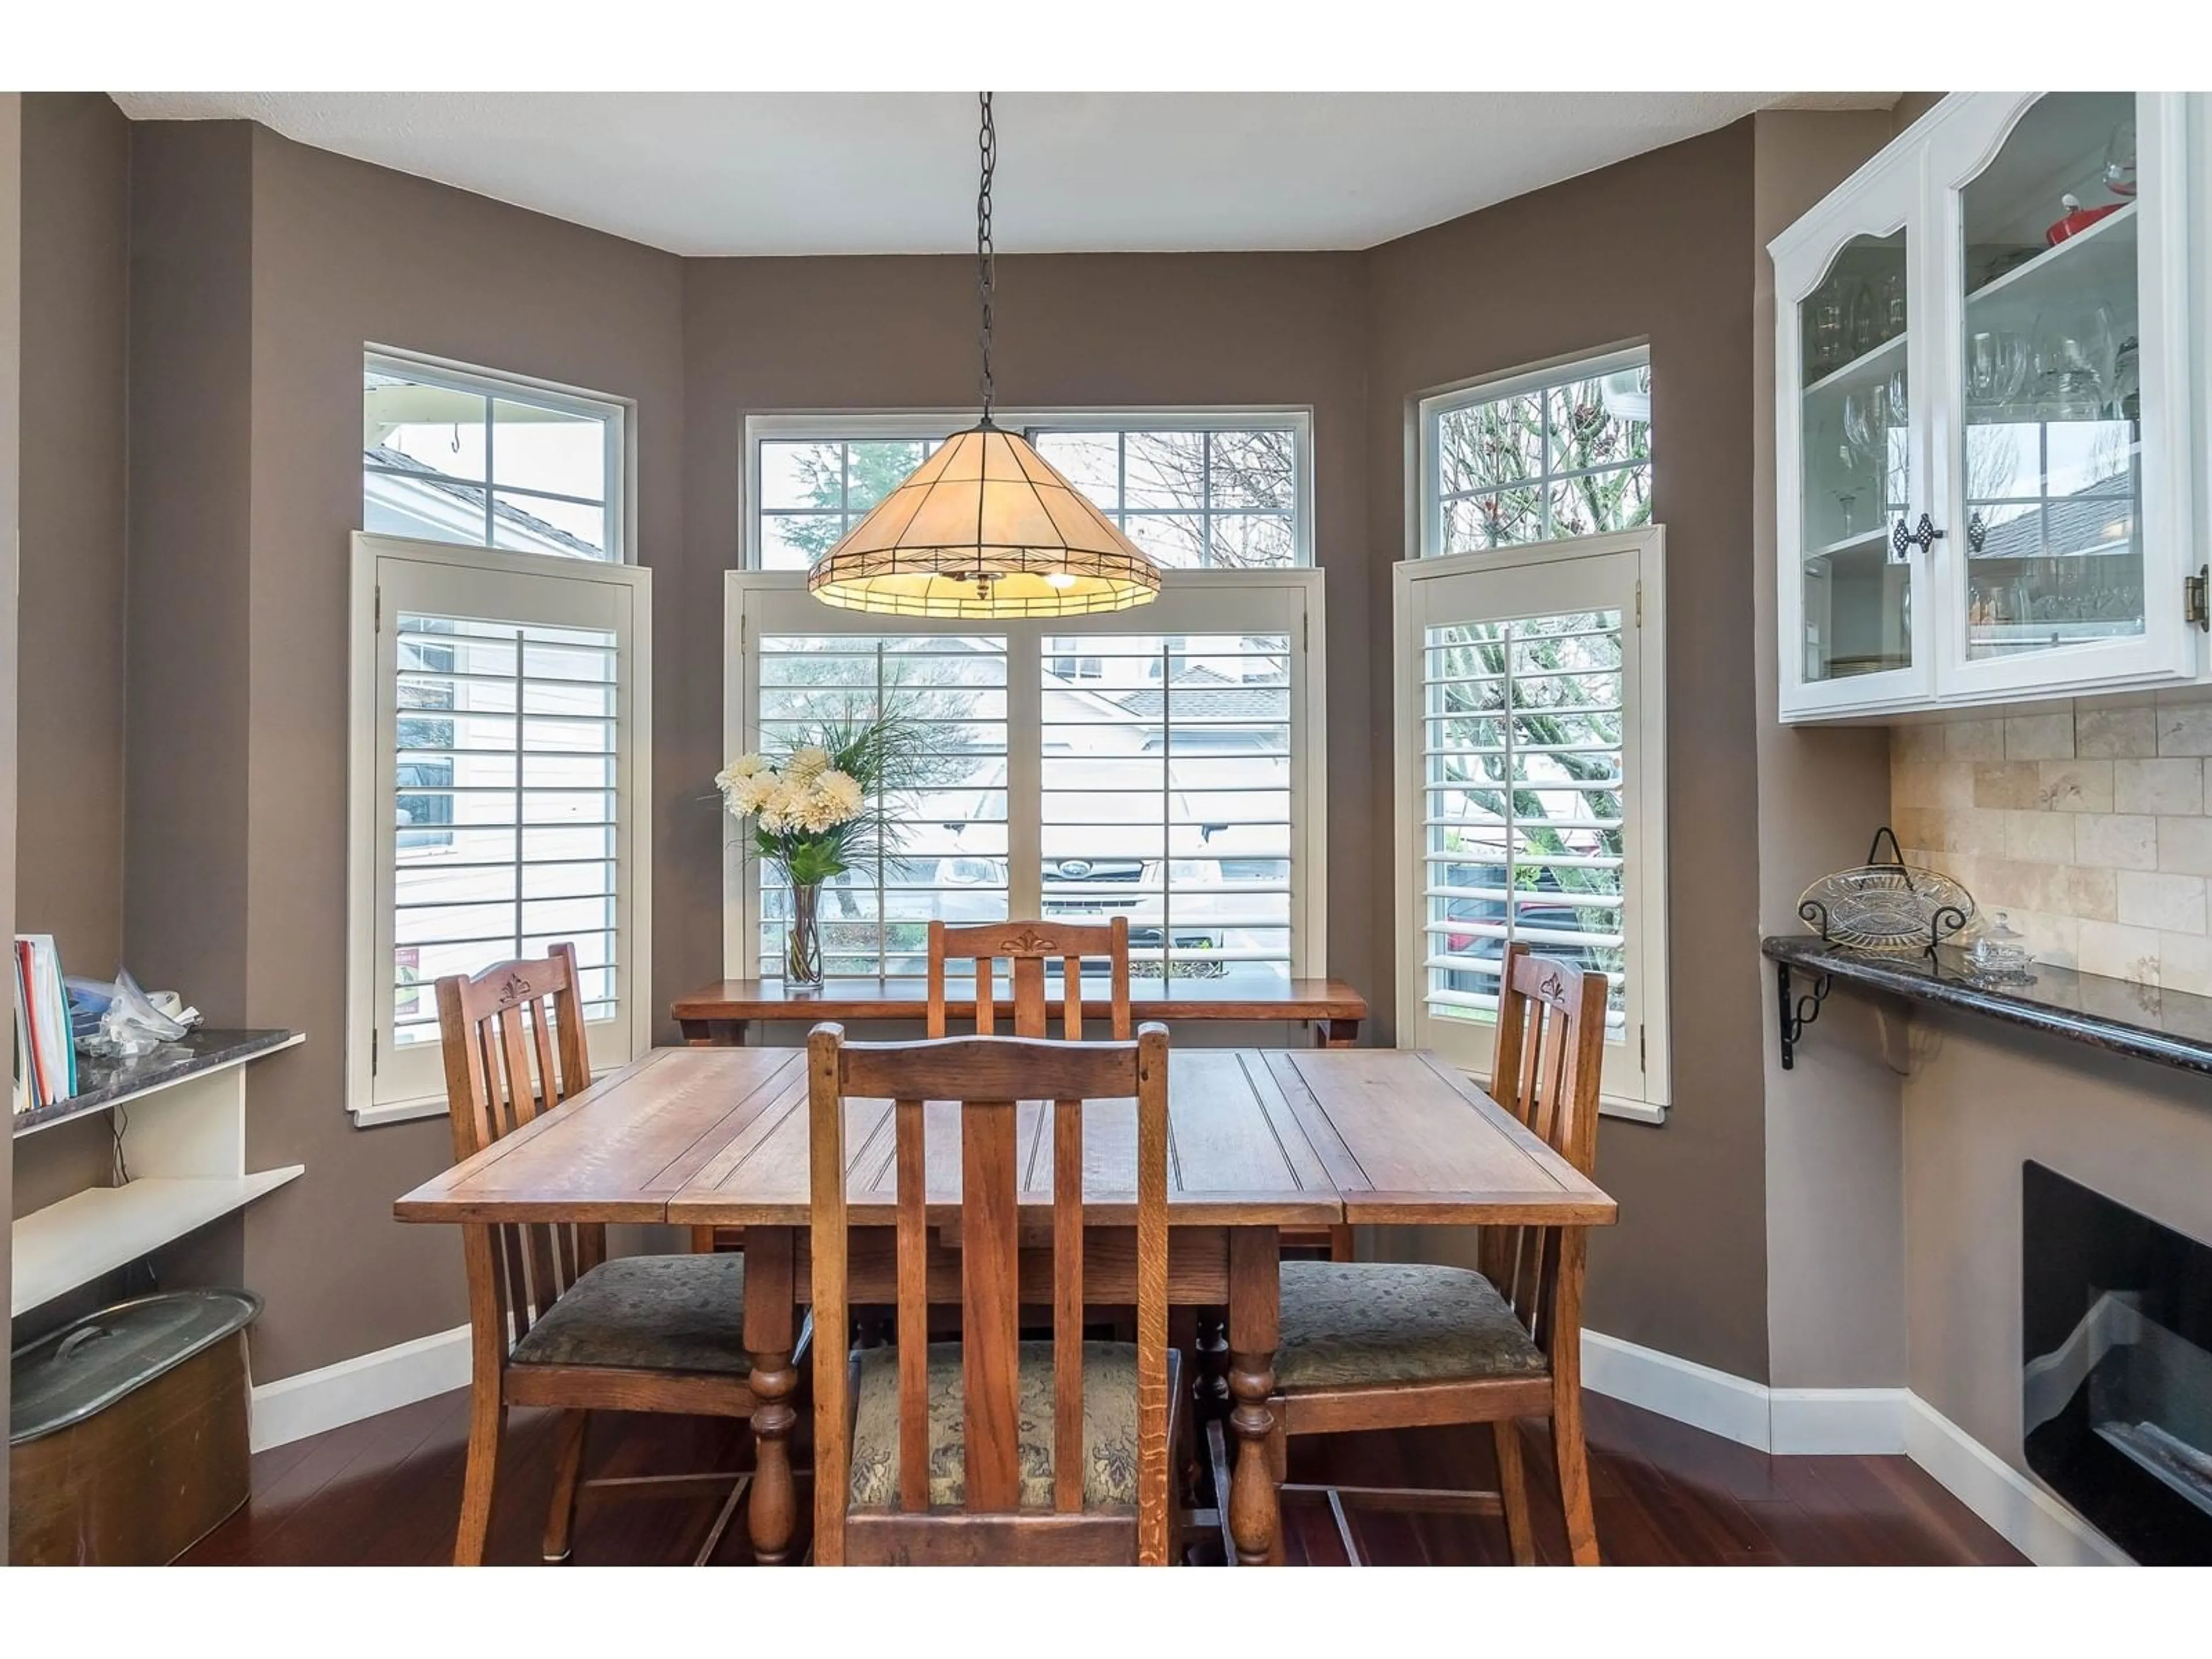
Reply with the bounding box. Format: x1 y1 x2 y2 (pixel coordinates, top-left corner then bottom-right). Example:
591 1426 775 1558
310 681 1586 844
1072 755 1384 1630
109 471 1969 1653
1798 827 1976 956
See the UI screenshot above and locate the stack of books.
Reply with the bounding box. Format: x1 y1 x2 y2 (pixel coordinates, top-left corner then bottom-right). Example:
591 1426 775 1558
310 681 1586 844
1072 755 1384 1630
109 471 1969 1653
13 934 78 1115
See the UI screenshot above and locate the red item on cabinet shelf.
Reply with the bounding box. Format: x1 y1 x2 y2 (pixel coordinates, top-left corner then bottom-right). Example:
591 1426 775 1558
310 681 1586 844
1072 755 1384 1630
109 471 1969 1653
2046 194 2122 247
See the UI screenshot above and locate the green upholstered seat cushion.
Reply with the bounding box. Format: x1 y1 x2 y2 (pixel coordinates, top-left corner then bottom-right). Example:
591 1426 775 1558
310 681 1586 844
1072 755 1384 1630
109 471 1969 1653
847 1340 1147 1510
510 1252 751 1375
1274 1261 1547 1391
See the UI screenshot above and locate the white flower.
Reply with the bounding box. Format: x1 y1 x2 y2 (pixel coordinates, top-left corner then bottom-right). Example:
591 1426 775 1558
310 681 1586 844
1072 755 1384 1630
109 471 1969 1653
728 770 779 818
783 745 831 786
715 752 768 793
813 769 864 821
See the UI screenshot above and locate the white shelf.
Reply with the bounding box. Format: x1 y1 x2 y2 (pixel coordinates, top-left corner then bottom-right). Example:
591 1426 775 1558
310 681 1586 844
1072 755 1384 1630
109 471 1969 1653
1967 202 2138 328
12 1029 306 1317
1804 331 1907 398
11 1168 304 1317
1804 527 1893 564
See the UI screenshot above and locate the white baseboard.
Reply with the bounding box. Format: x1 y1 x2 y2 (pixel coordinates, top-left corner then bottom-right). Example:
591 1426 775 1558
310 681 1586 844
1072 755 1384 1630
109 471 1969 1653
250 1323 471 1453
1580 1327 2130 1565
1581 1330 1775 1449
1903 1396 2132 1567
1770 1387 1910 1455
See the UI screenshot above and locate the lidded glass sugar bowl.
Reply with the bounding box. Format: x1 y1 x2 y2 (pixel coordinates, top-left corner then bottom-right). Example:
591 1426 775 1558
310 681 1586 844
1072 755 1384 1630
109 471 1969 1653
1967 912 2036 986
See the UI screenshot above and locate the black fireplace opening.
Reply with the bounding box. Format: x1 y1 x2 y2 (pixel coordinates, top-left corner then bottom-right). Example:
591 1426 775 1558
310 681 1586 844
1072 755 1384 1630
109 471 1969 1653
2023 1161 2212 1565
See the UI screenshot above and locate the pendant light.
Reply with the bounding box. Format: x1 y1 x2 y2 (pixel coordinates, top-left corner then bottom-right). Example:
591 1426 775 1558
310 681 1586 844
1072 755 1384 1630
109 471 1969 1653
806 94 1161 618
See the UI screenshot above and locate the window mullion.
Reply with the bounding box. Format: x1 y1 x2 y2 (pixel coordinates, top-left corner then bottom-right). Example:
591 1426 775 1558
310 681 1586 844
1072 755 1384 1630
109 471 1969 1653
511 628 527 966
1007 624 1045 919
1160 637 1174 971
482 393 497 547
875 638 889 978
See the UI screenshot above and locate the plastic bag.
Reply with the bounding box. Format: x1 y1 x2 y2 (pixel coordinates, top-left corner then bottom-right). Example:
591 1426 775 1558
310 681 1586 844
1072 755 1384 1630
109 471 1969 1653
69 968 201 1060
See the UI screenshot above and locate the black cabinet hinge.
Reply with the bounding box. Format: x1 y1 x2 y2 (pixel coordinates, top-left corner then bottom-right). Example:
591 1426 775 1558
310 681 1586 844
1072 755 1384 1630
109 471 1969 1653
2187 566 2209 632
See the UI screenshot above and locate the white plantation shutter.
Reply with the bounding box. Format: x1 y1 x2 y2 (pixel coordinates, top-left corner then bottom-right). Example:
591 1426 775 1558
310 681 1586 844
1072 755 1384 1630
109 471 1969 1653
1039 632 1293 988
1395 532 1670 1116
350 536 651 1120
727 573 1323 991
1420 610 1628 1030
752 633 1012 978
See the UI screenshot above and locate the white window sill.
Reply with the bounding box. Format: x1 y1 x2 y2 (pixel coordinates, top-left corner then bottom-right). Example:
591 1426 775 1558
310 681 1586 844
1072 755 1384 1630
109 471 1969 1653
1599 1094 1667 1126
350 1094 449 1130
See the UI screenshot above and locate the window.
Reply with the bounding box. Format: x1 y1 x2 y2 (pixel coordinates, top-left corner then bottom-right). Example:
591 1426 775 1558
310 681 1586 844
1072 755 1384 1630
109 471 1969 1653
728 572 1322 994
1422 348 1652 554
1393 532 1670 1116
749 412 1310 572
363 351 625 563
349 535 652 1124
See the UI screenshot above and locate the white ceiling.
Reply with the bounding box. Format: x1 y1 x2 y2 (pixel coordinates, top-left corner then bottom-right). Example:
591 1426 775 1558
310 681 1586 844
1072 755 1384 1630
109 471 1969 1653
108 91 1897 258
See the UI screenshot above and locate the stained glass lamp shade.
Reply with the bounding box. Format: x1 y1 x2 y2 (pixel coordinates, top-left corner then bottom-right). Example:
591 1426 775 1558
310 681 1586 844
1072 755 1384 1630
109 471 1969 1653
806 422 1161 618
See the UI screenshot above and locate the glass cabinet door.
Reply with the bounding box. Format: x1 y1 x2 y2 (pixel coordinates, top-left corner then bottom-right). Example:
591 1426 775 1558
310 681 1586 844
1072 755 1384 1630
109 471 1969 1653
1796 229 1916 690
1938 92 2194 693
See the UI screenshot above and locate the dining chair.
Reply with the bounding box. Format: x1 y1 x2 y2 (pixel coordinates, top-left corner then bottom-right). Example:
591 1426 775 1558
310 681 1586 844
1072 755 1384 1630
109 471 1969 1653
806 1020 1181 1565
925 915 1131 1040
436 943 762 1567
926 916 1346 1270
1227 943 1608 1565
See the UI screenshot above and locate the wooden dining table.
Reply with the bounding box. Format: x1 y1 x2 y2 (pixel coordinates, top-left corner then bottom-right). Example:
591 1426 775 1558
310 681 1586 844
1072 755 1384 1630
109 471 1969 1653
670 975 1370 1048
395 1043 1615 1566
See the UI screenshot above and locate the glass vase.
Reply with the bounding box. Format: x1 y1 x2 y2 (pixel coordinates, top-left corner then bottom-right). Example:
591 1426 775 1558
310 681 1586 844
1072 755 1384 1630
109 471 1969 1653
785 878 824 991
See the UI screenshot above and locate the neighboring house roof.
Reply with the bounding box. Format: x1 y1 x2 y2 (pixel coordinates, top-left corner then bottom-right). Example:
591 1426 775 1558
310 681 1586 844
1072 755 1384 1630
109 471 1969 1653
1969 487 2133 562
364 446 606 560
1112 684 1287 722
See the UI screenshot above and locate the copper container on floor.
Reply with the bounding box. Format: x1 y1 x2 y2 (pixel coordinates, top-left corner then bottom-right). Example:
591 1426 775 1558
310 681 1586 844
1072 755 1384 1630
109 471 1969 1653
10 1290 260 1565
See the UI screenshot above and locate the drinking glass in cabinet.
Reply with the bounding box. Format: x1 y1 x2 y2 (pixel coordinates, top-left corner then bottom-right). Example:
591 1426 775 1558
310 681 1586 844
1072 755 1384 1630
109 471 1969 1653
1956 92 2144 663
1797 225 1913 684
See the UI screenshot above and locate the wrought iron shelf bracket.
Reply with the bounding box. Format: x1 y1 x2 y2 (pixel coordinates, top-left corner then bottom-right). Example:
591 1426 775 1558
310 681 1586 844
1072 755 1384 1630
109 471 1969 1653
1777 961 1834 1071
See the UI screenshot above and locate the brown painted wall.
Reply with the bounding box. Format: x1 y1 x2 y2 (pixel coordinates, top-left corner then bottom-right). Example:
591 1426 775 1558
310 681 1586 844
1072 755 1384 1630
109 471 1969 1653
1364 124 1770 1379
1751 109 1908 1389
17 93 128 969
233 130 688 1378
13 93 131 1224
678 251 1374 1017
2 87 25 1520
109 123 691 1378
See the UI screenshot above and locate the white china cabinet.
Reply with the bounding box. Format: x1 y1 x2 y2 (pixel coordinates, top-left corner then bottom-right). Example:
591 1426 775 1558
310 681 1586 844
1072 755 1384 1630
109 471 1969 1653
1773 93 2199 721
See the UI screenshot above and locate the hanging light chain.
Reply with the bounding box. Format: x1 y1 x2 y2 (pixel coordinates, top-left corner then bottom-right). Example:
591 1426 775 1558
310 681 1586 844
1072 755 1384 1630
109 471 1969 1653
976 90 997 423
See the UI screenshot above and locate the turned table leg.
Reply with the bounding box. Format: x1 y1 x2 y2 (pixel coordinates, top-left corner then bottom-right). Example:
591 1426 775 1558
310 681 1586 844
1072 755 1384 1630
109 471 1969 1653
744 1226 800 1565
1227 1225 1281 1566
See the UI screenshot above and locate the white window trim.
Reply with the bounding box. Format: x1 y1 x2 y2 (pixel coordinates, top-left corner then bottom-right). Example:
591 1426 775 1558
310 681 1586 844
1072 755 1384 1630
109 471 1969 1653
1392 528 1671 1122
1414 344 1651 562
742 407 1315 571
720 568 1328 987
365 345 634 566
346 532 654 1128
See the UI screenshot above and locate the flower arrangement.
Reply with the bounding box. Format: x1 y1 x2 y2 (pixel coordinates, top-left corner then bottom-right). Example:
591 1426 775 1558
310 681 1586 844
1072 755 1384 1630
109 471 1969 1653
717 713 929 987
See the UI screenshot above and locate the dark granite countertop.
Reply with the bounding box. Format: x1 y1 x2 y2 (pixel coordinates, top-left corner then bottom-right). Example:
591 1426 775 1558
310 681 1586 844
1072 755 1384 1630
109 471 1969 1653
11 1028 300 1138
1762 935 2212 1077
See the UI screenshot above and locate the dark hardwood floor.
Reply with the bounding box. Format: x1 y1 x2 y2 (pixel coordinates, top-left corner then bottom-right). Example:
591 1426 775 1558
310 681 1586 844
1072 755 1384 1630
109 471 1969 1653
181 1386 2024 1567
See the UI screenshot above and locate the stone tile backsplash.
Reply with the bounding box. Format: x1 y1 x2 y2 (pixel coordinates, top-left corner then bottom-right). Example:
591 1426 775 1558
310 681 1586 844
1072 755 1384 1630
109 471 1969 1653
1892 698 2212 997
